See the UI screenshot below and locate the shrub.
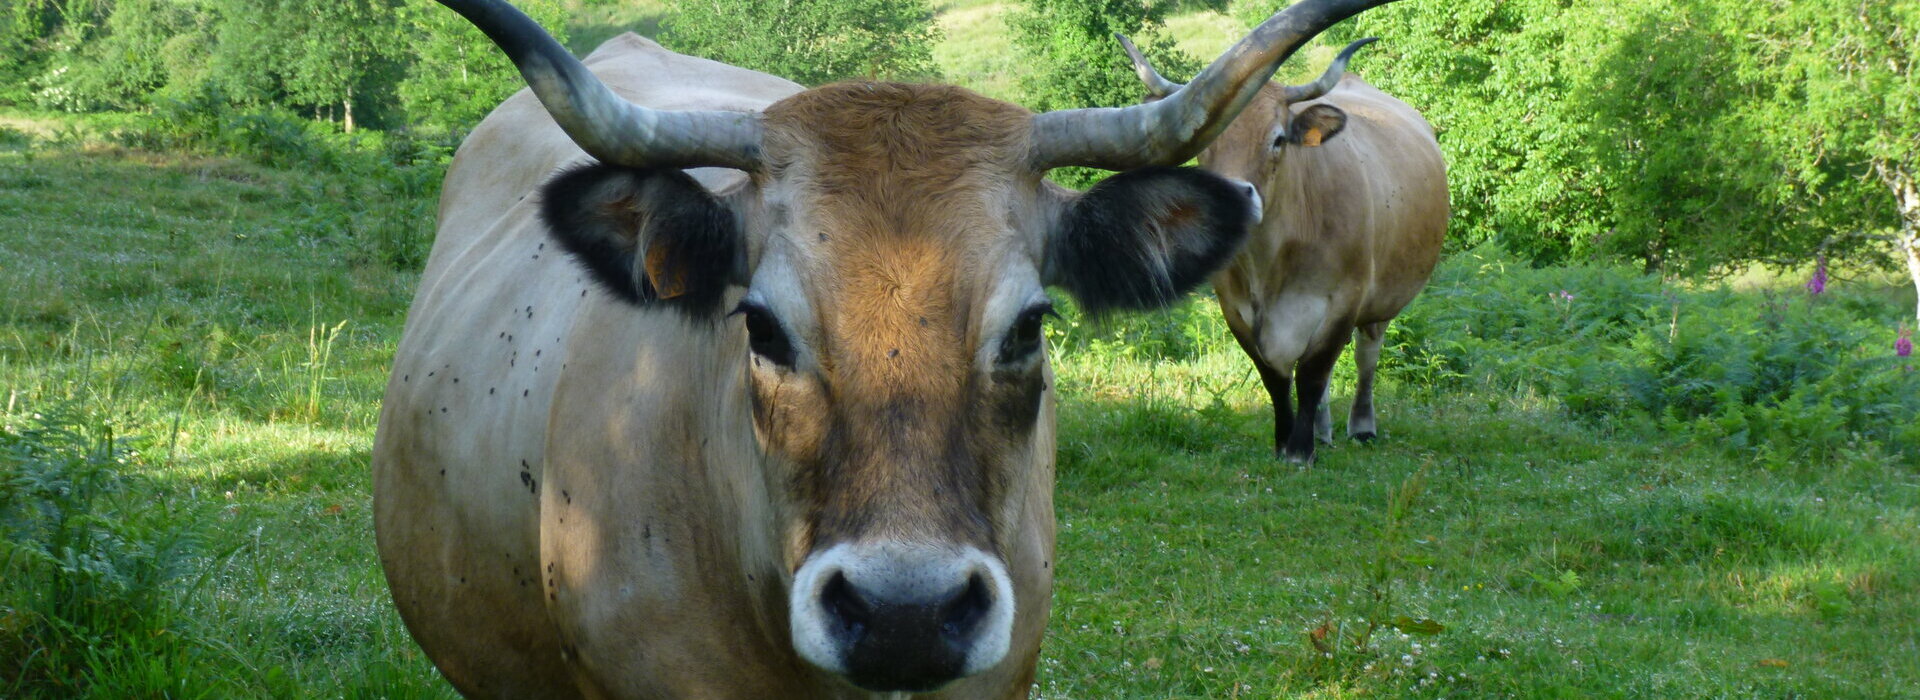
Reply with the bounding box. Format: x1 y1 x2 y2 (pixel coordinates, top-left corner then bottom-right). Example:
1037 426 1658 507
0 407 203 693
1384 246 1920 465
1010 0 1199 189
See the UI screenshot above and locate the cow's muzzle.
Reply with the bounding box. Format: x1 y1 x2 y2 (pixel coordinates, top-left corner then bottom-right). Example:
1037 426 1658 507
790 542 1015 692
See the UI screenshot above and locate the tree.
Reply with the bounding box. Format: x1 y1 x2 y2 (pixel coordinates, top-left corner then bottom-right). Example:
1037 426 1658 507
1011 0 1198 112
1297 0 1893 279
1725 0 1920 320
662 0 941 87
397 0 569 132
32 0 202 111
207 0 408 131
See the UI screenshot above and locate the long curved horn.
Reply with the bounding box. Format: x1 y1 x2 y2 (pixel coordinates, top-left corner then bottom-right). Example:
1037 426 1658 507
435 0 762 171
1283 37 1377 103
1031 0 1400 171
1114 34 1180 100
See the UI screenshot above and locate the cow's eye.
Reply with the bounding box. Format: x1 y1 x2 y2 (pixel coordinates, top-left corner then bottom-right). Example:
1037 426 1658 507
733 301 796 367
997 302 1055 365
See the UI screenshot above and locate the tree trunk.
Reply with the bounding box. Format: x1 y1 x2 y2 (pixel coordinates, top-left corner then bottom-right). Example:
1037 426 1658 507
343 84 356 134
1880 163 1920 322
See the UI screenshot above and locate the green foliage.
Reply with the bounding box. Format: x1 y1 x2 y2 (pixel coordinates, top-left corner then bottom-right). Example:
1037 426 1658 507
109 89 450 269
198 0 408 130
0 408 204 694
33 0 203 111
1011 0 1201 188
398 0 570 131
1728 0 1918 196
0 0 108 104
662 0 941 86
1011 0 1198 112
1386 245 1920 466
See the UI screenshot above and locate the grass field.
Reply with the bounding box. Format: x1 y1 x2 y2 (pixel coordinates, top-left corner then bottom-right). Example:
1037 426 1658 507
4 16 1920 698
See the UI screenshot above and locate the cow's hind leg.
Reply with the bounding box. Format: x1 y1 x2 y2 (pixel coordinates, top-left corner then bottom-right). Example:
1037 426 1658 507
1228 320 1293 455
1284 330 1350 464
1349 321 1386 442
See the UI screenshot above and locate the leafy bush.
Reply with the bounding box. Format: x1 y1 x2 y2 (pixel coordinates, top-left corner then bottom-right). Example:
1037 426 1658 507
0 408 203 693
663 0 940 86
110 89 449 270
1385 246 1920 466
398 0 569 131
1010 0 1199 189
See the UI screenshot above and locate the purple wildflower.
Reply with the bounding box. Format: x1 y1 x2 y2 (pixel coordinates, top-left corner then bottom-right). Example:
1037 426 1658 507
1805 254 1828 295
1898 326 1913 358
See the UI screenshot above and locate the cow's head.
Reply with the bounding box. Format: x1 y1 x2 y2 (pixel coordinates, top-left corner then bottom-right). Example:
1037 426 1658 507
441 0 1394 691
1121 34 1376 189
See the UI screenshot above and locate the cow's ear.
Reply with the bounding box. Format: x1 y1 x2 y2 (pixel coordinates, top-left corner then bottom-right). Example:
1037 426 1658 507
540 164 742 316
1044 166 1254 313
1281 104 1347 148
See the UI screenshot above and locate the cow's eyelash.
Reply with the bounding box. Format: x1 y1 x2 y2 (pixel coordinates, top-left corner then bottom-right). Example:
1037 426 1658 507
734 301 797 367
996 302 1055 364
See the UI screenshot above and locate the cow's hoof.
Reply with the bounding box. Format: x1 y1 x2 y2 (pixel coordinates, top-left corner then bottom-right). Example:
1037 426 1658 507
1280 448 1316 466
1351 431 1377 444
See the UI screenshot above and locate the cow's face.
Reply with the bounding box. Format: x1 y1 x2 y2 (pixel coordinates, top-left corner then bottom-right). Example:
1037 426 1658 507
1201 85 1351 199
541 83 1253 692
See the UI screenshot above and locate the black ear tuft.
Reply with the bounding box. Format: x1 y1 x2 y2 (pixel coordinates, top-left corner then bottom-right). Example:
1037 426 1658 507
539 163 740 316
1045 166 1254 314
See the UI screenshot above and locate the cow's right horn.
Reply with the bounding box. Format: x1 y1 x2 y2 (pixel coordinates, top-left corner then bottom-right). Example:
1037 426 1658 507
1118 35 1380 105
435 0 763 171
1283 37 1378 103
1031 0 1400 172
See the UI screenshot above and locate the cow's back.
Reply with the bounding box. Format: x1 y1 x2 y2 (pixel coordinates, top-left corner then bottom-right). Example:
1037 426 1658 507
371 34 801 697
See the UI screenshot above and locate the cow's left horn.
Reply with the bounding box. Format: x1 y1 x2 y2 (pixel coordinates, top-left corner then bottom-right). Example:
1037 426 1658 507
434 0 763 171
1031 0 1399 171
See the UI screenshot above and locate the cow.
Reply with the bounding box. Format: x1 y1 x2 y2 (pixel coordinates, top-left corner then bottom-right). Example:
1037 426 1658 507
371 0 1399 697
1118 35 1449 464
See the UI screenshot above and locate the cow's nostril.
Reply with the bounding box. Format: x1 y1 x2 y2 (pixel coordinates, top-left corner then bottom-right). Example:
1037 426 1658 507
820 571 870 642
939 573 990 639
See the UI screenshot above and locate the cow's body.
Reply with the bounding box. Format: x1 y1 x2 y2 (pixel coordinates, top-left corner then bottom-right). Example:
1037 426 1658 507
1202 75 1448 461
372 35 1055 698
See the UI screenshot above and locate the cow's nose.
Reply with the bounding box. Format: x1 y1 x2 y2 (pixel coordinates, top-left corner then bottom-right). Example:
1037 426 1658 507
791 543 1014 692
1226 177 1264 224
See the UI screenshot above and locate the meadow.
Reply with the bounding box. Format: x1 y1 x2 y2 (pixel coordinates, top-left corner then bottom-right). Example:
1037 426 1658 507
5 4 1920 698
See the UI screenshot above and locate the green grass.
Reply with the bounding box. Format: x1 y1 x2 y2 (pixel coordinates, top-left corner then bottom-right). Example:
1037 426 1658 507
0 126 447 697
4 111 1919 699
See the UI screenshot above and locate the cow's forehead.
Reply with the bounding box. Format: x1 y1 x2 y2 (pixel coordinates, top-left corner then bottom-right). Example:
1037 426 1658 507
761 82 1033 177
750 83 1046 369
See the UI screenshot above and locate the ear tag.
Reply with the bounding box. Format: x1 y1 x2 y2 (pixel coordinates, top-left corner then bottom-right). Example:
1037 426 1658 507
644 240 691 300
1299 128 1326 147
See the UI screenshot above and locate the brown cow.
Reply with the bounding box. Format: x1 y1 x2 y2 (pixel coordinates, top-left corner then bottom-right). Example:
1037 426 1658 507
373 0 1400 697
1121 36 1449 464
